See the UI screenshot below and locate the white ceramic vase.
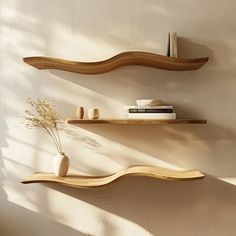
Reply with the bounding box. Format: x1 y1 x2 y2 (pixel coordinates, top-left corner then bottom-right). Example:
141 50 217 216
53 153 69 177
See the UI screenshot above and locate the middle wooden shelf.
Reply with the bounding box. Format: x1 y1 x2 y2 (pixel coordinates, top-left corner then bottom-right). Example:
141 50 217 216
66 118 207 125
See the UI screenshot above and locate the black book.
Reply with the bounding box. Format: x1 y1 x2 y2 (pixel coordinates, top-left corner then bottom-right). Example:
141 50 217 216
129 108 173 113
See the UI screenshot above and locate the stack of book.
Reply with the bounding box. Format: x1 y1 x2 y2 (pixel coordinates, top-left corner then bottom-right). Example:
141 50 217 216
125 105 176 120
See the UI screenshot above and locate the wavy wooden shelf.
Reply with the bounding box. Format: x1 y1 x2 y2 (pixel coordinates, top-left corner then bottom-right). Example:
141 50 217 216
67 118 207 125
21 165 205 188
23 51 209 74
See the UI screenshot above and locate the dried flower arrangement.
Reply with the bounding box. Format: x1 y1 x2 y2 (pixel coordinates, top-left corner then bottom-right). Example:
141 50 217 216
21 98 63 154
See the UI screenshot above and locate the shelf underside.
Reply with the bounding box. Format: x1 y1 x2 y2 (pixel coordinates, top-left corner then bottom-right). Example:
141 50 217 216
23 51 208 74
22 165 205 188
67 119 207 125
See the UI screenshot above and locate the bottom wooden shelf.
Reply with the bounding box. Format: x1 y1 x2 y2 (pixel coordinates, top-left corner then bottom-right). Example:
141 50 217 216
21 165 205 188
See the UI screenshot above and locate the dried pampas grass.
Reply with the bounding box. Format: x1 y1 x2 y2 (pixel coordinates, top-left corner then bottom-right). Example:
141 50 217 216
21 98 63 154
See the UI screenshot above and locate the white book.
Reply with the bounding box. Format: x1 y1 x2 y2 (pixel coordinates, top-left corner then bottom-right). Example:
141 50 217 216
169 32 178 58
124 105 173 109
127 113 176 120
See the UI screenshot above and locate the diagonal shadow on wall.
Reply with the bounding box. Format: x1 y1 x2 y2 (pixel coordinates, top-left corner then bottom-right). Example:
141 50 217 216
44 175 236 236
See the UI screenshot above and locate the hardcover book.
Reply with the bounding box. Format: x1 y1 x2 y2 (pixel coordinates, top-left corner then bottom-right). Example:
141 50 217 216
168 32 178 58
127 113 176 120
129 108 173 113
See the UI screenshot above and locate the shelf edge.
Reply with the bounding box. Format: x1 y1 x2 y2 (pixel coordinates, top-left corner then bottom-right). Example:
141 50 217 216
66 119 207 125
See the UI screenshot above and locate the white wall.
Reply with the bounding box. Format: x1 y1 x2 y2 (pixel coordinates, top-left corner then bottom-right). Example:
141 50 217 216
1 0 236 235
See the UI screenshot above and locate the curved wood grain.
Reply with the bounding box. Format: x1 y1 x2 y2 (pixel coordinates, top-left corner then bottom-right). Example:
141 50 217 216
21 165 205 188
66 118 207 125
23 51 208 74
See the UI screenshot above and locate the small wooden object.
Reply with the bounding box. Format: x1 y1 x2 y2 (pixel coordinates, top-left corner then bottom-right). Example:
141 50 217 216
88 108 99 120
76 107 84 119
21 165 205 188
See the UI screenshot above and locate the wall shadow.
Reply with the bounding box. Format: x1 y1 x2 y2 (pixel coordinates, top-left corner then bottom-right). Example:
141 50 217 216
64 121 236 177
0 200 88 236
45 175 236 236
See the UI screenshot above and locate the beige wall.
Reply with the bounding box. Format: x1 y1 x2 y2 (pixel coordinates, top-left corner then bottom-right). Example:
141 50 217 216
1 0 236 235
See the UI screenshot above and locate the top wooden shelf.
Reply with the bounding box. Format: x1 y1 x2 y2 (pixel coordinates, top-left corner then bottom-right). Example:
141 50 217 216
23 51 209 75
